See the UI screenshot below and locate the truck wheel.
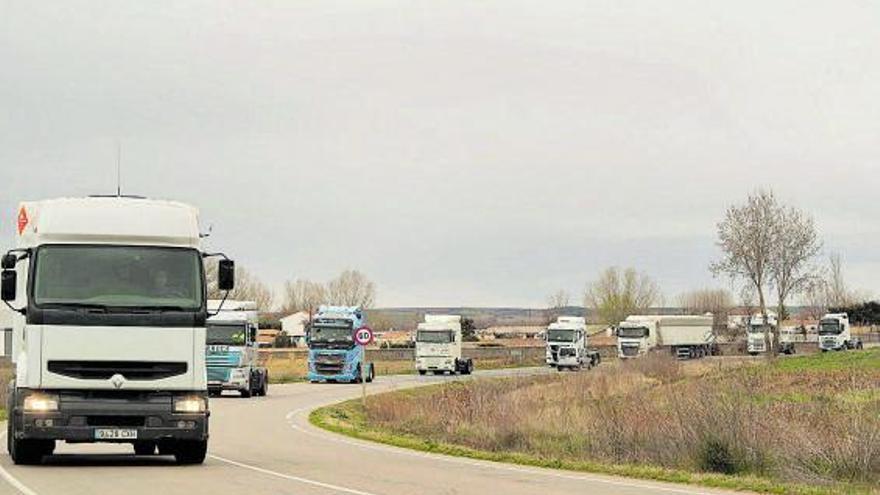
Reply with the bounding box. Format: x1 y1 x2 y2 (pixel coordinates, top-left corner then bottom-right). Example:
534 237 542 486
366 364 375 383
466 360 474 375
134 441 157 456
418 370 427 376
174 440 208 465
354 364 363 383
259 373 268 396
240 378 253 398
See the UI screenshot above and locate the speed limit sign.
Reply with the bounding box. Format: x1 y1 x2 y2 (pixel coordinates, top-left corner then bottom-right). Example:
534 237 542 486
354 326 374 346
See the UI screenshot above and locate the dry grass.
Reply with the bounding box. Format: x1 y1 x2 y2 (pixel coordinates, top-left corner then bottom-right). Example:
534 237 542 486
361 351 880 492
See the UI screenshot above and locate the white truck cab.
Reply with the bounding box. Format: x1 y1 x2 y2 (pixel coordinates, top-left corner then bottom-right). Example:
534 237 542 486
617 316 659 359
818 313 861 351
415 315 473 375
545 317 600 371
206 300 268 397
1 197 235 465
747 313 778 355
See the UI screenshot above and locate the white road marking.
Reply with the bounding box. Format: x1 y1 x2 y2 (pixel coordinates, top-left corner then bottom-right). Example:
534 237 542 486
0 430 40 495
287 409 724 495
209 454 380 495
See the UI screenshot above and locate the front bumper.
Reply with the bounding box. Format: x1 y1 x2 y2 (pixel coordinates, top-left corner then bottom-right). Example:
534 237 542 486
307 371 358 383
11 389 209 443
415 357 455 371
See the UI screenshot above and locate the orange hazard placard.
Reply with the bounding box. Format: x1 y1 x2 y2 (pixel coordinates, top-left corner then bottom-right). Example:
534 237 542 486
17 207 28 235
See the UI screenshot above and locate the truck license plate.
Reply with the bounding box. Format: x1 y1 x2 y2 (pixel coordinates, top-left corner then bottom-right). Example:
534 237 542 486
94 429 138 440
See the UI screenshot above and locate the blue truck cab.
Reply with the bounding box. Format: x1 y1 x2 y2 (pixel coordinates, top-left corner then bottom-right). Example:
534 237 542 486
206 300 269 397
307 306 375 383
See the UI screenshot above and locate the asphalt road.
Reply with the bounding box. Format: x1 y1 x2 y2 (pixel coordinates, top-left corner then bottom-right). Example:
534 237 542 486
0 368 749 495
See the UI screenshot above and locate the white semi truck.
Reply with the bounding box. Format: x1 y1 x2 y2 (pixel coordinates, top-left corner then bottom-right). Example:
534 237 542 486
747 313 778 355
206 300 268 397
818 313 862 351
545 317 601 371
415 315 474 375
617 315 716 360
1 197 235 465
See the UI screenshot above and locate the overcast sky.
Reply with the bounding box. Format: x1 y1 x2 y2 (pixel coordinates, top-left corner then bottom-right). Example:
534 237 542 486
1 1 878 307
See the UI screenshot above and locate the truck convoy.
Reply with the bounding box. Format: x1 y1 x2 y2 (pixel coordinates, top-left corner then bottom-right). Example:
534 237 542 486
414 314 474 375
747 313 778 355
307 306 375 383
1 197 235 465
206 300 268 397
617 315 716 360
818 313 862 351
545 317 601 371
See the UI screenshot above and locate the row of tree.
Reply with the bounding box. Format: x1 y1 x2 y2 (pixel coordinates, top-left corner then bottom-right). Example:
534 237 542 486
206 264 376 313
549 189 871 330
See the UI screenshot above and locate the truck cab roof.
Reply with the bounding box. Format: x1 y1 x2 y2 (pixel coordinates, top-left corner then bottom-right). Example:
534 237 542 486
418 314 461 331
15 196 201 249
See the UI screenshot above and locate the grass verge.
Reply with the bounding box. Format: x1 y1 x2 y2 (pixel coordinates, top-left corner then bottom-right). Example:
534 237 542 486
310 352 878 495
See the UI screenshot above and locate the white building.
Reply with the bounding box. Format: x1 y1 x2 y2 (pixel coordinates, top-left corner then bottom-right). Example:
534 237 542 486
280 311 310 346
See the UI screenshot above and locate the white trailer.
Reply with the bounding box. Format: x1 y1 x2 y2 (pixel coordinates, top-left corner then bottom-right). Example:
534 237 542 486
818 313 862 351
618 315 716 360
545 317 600 371
1 197 236 465
415 315 473 375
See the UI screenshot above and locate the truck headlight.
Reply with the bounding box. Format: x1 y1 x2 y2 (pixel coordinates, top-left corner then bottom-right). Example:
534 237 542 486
174 396 207 413
23 394 59 412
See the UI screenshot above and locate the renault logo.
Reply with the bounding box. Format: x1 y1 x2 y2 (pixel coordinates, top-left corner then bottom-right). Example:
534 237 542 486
110 374 126 389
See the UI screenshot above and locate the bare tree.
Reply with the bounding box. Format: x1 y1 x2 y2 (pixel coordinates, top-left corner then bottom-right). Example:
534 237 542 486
205 262 275 311
711 189 779 334
280 278 327 315
327 269 376 308
547 289 571 310
678 288 733 330
546 289 570 322
585 267 661 327
769 204 822 321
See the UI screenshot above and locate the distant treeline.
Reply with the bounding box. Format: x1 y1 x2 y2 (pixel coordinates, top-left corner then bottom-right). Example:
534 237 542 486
830 301 880 325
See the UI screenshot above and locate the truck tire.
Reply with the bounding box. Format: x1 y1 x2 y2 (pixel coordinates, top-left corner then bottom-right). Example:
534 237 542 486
134 441 157 456
240 376 253 398
174 440 208 465
418 370 427 376
366 364 375 383
259 373 268 396
9 431 51 466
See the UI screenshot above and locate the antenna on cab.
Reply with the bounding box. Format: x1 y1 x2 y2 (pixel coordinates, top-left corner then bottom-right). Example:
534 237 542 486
116 141 122 197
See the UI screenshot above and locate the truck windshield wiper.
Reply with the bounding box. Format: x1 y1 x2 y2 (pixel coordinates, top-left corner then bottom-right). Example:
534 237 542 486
42 302 110 313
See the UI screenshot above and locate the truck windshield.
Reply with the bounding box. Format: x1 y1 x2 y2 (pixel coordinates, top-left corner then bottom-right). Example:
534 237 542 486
818 321 841 335
617 326 647 339
417 331 454 343
33 245 203 310
547 329 576 342
310 325 353 348
207 323 247 345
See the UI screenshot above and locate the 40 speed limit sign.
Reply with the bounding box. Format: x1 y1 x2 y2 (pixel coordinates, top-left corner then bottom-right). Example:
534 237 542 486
354 326 374 346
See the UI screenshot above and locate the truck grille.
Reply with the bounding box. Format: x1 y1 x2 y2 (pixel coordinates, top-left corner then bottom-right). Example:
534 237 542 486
207 367 231 382
314 357 345 375
48 361 188 381
621 346 640 357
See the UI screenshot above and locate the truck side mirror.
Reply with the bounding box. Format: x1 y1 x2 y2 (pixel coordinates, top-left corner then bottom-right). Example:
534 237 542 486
218 259 235 291
1 270 16 301
1 254 16 270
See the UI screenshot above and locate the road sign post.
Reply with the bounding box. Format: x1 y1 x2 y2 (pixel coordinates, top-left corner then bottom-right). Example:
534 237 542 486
353 326 374 408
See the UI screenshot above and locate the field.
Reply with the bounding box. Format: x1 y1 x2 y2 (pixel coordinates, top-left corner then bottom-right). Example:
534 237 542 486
312 350 880 495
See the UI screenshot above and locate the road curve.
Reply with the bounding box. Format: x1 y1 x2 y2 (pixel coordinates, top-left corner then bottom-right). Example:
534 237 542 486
0 369 750 495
